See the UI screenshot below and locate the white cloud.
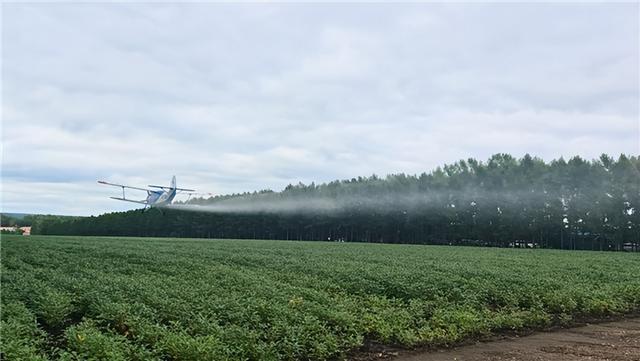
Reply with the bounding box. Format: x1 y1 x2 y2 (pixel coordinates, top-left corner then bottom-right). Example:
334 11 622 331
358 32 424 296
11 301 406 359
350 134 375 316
2 3 638 215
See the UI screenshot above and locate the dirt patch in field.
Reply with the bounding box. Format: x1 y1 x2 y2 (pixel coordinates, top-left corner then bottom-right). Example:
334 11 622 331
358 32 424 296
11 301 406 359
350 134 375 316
354 318 640 361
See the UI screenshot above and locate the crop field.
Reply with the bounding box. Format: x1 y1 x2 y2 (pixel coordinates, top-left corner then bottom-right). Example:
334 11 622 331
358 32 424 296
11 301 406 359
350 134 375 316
2 235 639 360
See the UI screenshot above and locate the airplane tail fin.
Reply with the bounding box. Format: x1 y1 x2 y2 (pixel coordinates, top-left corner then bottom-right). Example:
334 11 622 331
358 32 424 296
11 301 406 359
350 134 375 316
148 176 193 191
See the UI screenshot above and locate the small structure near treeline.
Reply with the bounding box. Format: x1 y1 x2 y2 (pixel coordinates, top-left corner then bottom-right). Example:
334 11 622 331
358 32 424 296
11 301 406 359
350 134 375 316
0 226 30 235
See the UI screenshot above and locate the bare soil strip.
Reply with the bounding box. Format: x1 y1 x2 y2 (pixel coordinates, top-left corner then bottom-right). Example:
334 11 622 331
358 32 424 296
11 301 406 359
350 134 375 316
394 318 640 361
364 318 640 361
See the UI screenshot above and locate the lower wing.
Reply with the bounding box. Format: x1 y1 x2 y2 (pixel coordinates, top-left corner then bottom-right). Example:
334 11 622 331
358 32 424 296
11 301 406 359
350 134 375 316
110 197 148 204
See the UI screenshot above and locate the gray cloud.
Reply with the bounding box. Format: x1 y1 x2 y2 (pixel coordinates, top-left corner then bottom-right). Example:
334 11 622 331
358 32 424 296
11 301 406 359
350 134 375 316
2 3 638 215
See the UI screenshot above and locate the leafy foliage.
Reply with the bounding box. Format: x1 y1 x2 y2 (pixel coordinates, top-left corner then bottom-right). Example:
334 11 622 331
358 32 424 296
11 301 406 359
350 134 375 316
2 235 639 360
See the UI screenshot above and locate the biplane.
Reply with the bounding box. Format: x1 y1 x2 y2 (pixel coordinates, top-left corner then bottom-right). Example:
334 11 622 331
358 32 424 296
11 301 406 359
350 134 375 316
98 176 194 209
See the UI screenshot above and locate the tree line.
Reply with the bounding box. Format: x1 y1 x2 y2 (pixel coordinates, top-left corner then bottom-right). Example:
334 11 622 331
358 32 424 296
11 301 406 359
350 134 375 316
34 153 639 250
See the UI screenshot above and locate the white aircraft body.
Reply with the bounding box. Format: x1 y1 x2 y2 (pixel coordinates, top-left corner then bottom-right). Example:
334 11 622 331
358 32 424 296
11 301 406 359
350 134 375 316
98 176 194 209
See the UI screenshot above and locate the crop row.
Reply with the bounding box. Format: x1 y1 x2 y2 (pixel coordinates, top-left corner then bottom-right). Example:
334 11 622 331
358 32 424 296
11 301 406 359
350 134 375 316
2 235 639 360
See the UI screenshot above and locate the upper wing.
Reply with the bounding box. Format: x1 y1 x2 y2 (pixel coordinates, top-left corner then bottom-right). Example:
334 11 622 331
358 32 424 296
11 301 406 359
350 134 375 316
98 180 150 192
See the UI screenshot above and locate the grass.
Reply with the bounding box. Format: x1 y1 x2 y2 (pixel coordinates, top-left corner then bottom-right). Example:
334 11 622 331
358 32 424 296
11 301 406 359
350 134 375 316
2 235 639 360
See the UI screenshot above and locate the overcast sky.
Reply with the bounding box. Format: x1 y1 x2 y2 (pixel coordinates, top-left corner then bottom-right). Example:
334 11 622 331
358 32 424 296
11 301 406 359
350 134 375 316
2 3 639 216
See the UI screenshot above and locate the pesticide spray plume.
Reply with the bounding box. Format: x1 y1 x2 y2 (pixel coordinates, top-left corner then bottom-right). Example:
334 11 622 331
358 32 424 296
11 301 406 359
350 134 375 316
165 189 537 215
168 197 342 214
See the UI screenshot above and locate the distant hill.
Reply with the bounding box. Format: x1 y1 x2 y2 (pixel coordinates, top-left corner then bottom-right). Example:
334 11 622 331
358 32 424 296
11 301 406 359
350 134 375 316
2 212 29 219
1 213 80 227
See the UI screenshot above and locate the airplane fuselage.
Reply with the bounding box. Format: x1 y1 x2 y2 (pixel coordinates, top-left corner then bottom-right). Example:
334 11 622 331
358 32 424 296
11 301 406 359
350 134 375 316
147 188 177 207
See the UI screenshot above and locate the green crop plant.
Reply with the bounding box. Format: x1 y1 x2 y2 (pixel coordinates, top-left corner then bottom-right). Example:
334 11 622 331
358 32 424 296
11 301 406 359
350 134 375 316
2 235 639 360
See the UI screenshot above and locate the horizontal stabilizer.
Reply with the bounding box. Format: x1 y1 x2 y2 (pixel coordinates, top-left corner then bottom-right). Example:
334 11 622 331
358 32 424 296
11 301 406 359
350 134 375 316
148 185 195 192
175 187 196 192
